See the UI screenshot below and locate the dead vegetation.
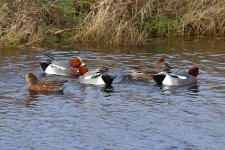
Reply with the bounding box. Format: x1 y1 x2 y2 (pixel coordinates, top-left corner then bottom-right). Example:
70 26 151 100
1 0 225 48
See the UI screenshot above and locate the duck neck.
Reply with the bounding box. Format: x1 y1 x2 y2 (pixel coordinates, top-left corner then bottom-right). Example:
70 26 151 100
79 66 88 75
29 79 38 86
156 64 163 72
156 66 161 72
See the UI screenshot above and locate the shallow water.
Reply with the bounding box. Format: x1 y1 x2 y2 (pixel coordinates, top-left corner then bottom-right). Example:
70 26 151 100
1 40 225 149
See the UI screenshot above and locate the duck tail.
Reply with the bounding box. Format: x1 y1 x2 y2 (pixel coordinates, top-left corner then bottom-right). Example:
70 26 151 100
39 59 51 72
151 73 166 85
102 73 117 85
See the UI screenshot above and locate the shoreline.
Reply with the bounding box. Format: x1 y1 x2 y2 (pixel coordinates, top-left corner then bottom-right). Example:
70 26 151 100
1 0 225 48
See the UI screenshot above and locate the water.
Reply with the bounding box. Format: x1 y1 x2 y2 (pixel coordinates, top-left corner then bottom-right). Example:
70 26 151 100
1 40 225 150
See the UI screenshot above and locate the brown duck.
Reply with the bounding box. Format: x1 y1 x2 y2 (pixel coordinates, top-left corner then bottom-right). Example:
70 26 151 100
128 57 173 81
25 73 67 92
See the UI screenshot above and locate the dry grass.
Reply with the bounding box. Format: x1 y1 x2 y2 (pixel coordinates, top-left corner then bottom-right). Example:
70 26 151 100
0 0 45 47
1 0 225 48
74 0 151 46
0 0 80 47
179 0 225 37
74 0 225 46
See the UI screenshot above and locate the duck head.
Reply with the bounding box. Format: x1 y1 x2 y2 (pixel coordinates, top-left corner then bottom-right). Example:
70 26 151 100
188 66 199 77
25 73 38 85
69 57 83 68
79 65 88 76
155 57 172 72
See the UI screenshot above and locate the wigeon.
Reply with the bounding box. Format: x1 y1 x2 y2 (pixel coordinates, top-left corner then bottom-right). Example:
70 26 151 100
40 56 83 76
77 65 116 86
152 66 199 86
128 57 173 81
25 73 67 92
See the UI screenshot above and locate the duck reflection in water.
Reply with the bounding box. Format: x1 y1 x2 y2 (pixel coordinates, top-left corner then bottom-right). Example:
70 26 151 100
161 84 200 95
23 88 64 107
101 85 114 93
23 90 39 107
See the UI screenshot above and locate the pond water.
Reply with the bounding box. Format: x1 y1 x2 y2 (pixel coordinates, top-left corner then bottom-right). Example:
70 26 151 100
0 40 225 149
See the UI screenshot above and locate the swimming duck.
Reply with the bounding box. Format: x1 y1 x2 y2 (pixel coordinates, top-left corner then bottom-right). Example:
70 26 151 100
77 65 116 86
40 57 83 76
128 57 173 81
152 66 199 86
25 73 67 92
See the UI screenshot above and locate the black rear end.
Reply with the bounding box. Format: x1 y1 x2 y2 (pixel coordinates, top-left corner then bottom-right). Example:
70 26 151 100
39 59 51 71
102 73 116 85
152 74 166 85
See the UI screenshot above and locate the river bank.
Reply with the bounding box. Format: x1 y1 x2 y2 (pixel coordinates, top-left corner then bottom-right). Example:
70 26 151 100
1 0 225 48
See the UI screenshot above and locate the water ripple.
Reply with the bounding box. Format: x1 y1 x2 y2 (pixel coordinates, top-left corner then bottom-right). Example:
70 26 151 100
1 41 225 149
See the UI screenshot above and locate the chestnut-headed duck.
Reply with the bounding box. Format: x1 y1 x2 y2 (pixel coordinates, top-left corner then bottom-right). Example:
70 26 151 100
40 57 83 76
128 57 173 81
152 66 199 86
25 73 67 92
78 65 116 86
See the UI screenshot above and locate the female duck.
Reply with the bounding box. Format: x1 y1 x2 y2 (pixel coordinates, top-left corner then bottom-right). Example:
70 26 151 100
152 66 199 86
78 65 116 86
40 57 83 76
128 57 173 81
25 73 67 92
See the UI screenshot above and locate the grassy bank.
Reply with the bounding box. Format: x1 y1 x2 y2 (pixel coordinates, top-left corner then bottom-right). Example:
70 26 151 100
1 0 225 48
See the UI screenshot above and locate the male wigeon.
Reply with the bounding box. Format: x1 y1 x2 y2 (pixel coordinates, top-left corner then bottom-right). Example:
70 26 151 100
77 65 116 86
25 73 67 92
40 56 83 76
152 66 199 86
128 57 173 81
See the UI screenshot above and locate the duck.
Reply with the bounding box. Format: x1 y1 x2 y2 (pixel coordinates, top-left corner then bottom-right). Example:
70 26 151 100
152 66 199 86
128 57 173 81
39 56 83 76
25 73 67 92
77 64 116 86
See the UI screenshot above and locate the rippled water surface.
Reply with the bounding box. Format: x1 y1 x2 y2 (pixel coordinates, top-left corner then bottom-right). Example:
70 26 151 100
1 40 225 149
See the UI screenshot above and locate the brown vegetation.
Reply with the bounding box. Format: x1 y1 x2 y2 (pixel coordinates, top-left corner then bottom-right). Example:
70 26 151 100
1 0 225 48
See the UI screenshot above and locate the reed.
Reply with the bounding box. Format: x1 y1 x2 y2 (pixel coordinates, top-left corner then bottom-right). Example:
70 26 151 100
0 0 90 47
1 0 225 48
178 0 225 37
74 0 151 46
